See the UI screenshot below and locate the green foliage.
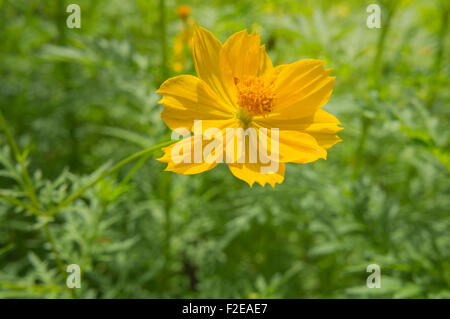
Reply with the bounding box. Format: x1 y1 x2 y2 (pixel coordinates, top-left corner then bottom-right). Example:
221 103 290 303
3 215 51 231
0 0 449 298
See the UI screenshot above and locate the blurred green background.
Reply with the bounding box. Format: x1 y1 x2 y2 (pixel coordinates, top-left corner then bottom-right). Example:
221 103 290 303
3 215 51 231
0 0 449 298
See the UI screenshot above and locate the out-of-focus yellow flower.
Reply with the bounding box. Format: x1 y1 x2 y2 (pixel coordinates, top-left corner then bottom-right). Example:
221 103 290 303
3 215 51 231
172 5 195 72
176 4 191 20
158 26 342 187
335 4 350 17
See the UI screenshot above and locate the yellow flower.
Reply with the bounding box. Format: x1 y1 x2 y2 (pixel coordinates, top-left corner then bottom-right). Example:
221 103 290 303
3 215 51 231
176 5 191 20
157 26 342 187
172 6 195 73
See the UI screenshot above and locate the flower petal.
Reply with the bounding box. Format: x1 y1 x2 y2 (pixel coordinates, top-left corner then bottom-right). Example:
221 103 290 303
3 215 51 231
254 109 340 130
258 45 273 76
307 132 342 149
256 127 327 163
269 59 335 119
157 135 220 175
299 110 343 149
192 25 235 107
157 122 241 175
278 130 327 163
158 75 233 131
228 162 285 187
254 109 343 150
221 30 263 80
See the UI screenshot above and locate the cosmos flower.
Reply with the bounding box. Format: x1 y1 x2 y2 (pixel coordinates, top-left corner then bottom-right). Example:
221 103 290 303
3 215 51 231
172 5 195 73
157 25 342 187
176 4 191 19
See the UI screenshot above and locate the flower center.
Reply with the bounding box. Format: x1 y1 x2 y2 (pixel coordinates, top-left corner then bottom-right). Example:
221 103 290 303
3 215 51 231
235 76 275 117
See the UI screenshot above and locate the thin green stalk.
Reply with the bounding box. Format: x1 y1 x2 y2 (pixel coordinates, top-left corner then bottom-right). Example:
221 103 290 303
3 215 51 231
56 0 79 170
352 116 372 179
43 223 77 298
0 110 21 159
158 0 173 289
354 3 397 178
159 0 168 80
119 153 152 186
0 193 41 216
370 1 398 88
83 202 108 268
0 110 40 209
161 172 173 292
43 224 65 274
426 4 448 109
46 140 174 217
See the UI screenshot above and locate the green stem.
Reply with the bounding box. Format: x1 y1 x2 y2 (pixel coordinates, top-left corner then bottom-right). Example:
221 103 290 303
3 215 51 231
82 202 108 268
426 4 448 109
46 140 174 217
160 172 173 292
0 193 41 216
370 1 398 88
352 116 372 179
119 153 152 186
0 110 21 159
354 3 397 178
0 110 40 209
159 0 168 81
43 223 77 298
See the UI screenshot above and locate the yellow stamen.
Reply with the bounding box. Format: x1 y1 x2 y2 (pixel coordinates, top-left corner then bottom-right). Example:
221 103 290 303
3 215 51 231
235 76 275 117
